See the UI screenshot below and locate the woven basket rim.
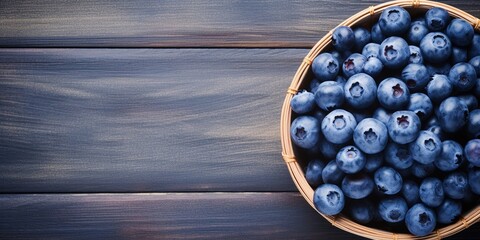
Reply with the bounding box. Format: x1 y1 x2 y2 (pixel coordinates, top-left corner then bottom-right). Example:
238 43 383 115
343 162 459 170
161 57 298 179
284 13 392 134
280 0 480 239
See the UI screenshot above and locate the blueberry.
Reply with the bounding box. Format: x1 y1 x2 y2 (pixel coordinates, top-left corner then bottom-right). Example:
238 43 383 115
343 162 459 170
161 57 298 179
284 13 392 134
468 34 480 59
341 173 374 199
373 107 392 126
364 152 384 173
410 162 436 179
290 116 321 149
318 138 343 160
310 78 321 93
443 171 469 199
401 64 430 91
420 32 452 64
458 94 478 111
419 177 444 207
469 55 480 76
448 62 477 92
335 75 347 86
468 166 480 195
405 203 436 236
377 77 410 111
410 130 442 165
348 199 375 224
385 142 413 170
407 93 433 121
363 56 383 77
332 26 355 52
378 6 411 36
435 140 464 172
343 53 366 78
402 180 420 206
407 21 429 46
336 146 366 174
313 183 345 215
436 97 469 133
353 27 371 52
378 196 408 223
322 159 346 185
371 23 385 44
451 47 468 64
305 159 325 188
379 36 411 69
344 73 377 109
362 43 380 58
387 111 421 144
467 109 480 138
427 124 445 141
408 45 423 64
465 139 480 167
436 198 462 224
321 109 357 144
425 7 450 31
290 89 315 114
353 118 388 154
312 53 340 81
314 81 345 112
426 74 453 104
374 166 403 195
446 18 474 47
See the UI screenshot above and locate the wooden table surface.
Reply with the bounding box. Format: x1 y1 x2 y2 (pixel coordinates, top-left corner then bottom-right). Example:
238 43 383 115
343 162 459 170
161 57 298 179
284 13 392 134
1 1 479 239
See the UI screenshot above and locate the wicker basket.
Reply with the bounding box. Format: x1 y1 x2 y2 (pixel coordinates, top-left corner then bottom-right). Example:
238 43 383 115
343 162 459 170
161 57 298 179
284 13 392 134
280 0 480 239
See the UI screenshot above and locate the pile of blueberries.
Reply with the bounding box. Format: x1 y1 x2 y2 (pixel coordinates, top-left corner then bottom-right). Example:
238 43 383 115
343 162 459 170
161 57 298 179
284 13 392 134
289 6 480 237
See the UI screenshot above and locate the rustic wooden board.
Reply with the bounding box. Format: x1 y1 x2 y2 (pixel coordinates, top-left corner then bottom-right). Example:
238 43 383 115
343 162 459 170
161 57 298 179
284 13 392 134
0 48 308 193
1 0 478 48
0 192 477 240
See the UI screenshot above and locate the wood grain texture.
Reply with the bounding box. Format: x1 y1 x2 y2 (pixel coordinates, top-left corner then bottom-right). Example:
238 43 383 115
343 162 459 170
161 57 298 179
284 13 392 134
1 0 478 48
0 48 306 193
0 192 477 240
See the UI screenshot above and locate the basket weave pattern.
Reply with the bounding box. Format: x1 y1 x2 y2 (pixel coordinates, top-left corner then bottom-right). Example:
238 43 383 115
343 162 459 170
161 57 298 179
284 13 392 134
280 0 480 239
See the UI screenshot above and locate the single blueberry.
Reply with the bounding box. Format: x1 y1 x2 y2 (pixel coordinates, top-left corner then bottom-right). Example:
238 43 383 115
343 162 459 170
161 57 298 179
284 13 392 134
436 198 462 224
426 74 453 104
313 184 345 215
290 116 321 149
435 140 464 172
405 203 436 236
310 78 321 93
465 139 480 167
378 196 408 223
312 53 340 81
401 64 430 92
443 171 469 200
290 89 315 114
467 109 480 138
408 45 423 64
451 46 468 64
353 27 371 53
407 93 433 121
373 107 392 126
468 166 480 195
341 173 374 199
364 152 384 173
385 142 414 170
332 26 355 52
342 53 366 78
419 177 444 207
363 56 383 77
336 145 366 174
468 34 480 59
409 130 441 165
458 94 478 111
410 161 436 179
344 73 377 109
371 23 385 44
305 159 326 188
377 77 410 111
362 43 380 58
378 6 411 36
321 109 357 144
387 110 421 144
353 118 388 154
420 32 452 64
314 81 345 112
469 55 480 76
318 138 343 160
322 159 346 185
436 97 469 133
379 36 411 69
446 18 474 47
448 62 477 92
407 21 429 46
348 199 375 224
402 180 420 206
374 166 403 195
425 7 450 31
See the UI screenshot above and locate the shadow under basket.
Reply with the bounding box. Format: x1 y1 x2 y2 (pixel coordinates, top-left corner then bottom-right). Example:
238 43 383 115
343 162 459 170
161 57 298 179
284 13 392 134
280 0 480 239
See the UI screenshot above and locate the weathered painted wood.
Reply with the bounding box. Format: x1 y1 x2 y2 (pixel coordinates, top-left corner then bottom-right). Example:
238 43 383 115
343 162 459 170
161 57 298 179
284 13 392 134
0 193 477 240
0 48 307 193
1 0 478 48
